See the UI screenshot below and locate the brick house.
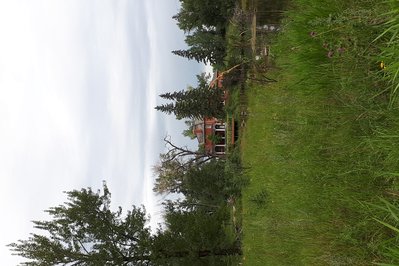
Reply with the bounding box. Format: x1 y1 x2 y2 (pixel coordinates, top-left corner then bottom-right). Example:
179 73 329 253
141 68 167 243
193 117 227 156
192 71 234 156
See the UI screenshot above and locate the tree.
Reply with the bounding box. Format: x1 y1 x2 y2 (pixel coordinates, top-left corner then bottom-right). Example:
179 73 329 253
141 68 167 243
178 160 233 204
173 0 235 33
171 0 237 66
153 150 188 194
10 184 240 266
182 120 196 140
172 49 209 65
9 184 152 265
154 158 242 226
172 29 226 65
153 207 241 266
155 73 225 120
153 135 222 195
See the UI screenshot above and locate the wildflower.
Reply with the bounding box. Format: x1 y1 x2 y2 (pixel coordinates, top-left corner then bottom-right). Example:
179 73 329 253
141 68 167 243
380 61 386 70
327 50 334 58
309 31 317 37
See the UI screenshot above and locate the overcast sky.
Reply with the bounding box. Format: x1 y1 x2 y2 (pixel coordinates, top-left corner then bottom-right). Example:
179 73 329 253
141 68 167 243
0 1 207 264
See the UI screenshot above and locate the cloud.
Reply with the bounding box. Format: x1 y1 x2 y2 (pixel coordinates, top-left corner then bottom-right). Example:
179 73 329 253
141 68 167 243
0 0 152 263
0 0 208 264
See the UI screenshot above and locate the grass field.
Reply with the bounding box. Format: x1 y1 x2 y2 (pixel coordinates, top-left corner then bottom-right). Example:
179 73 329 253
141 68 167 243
239 0 399 264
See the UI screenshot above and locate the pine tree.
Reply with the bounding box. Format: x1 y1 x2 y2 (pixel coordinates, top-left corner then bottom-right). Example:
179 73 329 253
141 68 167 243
9 183 241 265
155 74 224 120
9 184 152 265
172 49 209 64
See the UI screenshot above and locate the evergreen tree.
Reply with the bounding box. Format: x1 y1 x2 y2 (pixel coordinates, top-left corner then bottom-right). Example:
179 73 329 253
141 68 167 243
182 120 196 140
153 207 241 266
155 73 225 120
173 0 235 33
159 91 185 101
172 49 209 64
172 29 226 65
171 0 235 65
9 183 241 265
9 184 152 265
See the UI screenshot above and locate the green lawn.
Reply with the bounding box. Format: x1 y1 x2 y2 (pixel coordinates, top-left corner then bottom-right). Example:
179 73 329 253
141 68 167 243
241 80 387 265
240 0 399 264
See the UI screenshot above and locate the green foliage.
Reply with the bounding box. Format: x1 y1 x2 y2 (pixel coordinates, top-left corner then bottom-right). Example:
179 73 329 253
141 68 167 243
373 198 399 265
10 182 242 265
155 73 225 120
224 21 248 68
153 207 240 266
172 0 235 66
240 0 399 264
207 134 222 144
373 0 399 107
249 189 268 208
173 0 235 33
152 158 243 265
182 120 196 140
155 159 239 206
9 183 152 265
182 129 196 139
172 29 226 65
183 160 237 204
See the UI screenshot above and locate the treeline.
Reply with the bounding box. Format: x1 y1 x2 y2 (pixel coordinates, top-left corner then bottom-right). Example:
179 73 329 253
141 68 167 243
9 158 243 265
9 174 241 265
9 1 244 265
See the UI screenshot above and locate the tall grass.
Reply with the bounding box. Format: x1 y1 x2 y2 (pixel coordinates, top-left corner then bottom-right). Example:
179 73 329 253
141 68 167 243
372 198 399 265
240 0 399 264
374 0 399 108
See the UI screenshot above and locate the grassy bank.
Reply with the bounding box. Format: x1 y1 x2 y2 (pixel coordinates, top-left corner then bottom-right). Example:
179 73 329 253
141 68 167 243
240 0 399 264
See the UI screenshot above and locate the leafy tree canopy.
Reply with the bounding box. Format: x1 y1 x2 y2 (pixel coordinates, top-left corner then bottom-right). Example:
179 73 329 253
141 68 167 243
9 184 152 266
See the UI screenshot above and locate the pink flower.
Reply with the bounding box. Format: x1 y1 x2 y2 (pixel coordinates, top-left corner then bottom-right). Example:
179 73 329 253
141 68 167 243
327 50 334 58
309 31 317 37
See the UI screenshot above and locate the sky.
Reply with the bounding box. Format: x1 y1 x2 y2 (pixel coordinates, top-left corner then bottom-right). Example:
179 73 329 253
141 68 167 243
0 1 208 264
